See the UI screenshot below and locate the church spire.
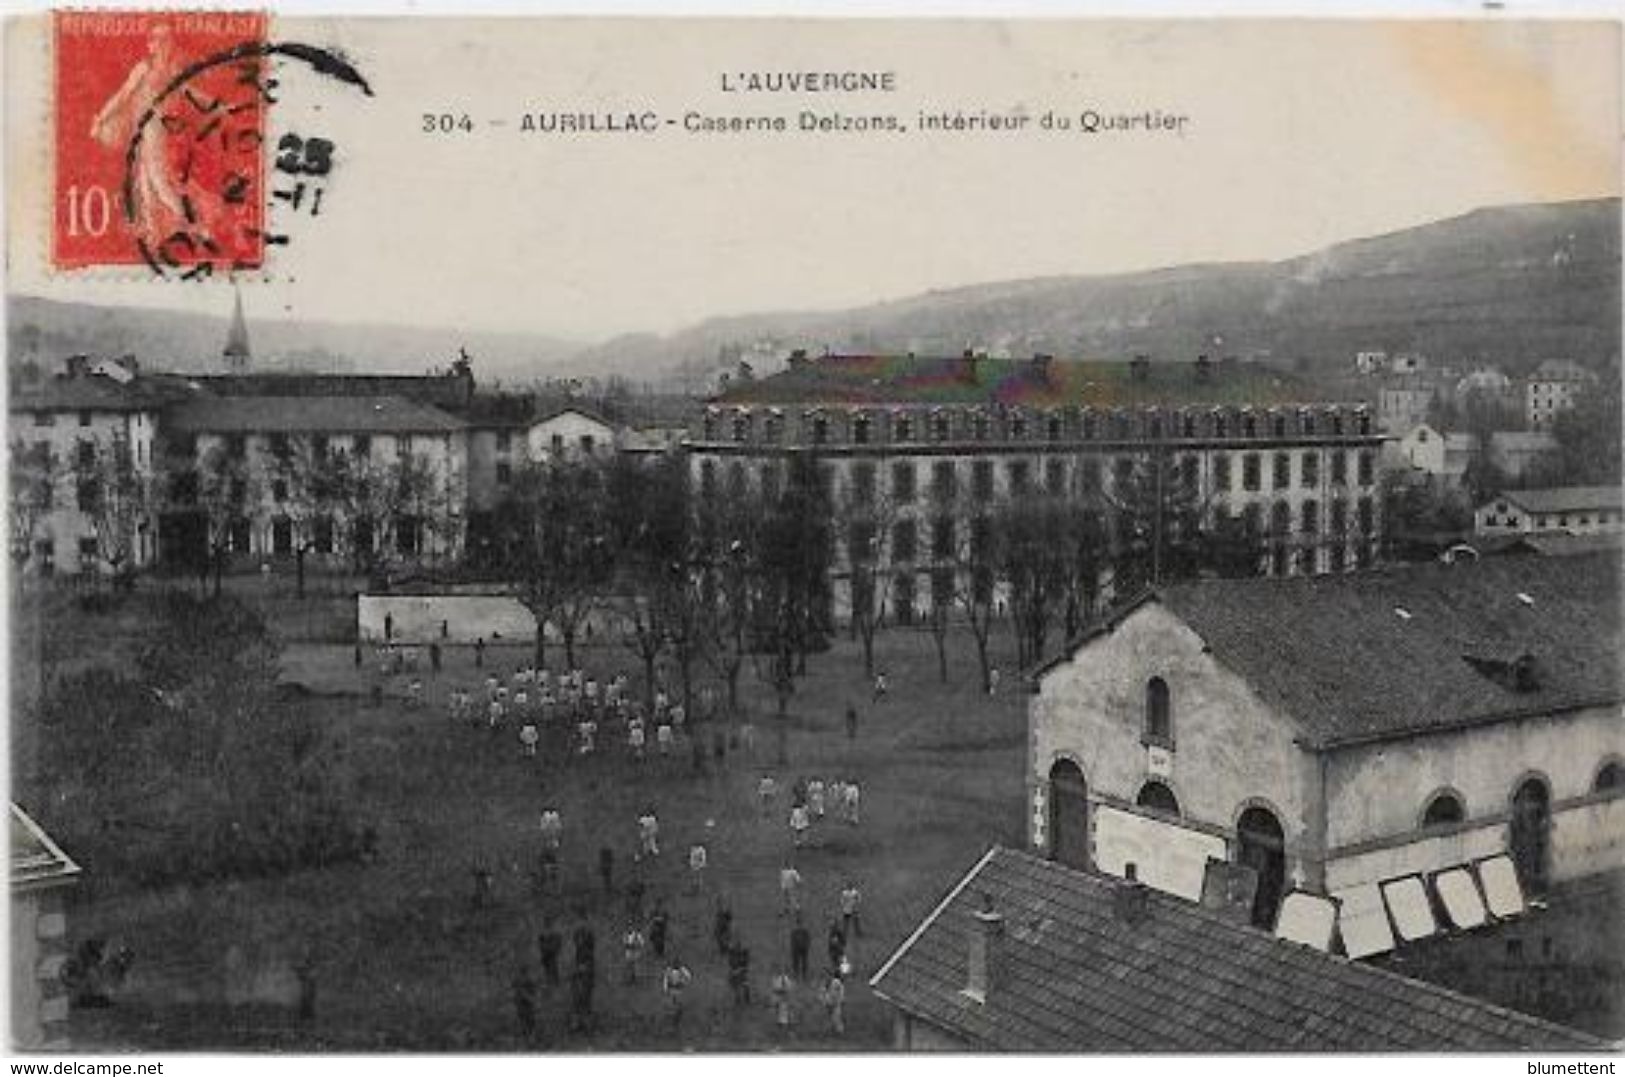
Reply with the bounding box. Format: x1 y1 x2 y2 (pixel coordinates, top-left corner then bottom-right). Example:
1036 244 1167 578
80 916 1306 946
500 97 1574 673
223 284 251 371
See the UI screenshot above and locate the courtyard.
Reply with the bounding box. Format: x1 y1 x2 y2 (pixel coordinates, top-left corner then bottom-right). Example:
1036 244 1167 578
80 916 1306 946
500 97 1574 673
15 580 1028 1051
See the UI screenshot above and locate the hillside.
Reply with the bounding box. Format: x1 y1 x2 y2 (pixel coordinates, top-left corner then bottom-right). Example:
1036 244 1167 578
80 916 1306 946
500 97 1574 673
566 197 1621 388
10 198 1618 391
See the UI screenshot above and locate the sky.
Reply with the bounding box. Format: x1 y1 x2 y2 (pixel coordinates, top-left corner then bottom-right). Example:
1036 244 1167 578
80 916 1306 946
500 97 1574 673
6 16 1621 341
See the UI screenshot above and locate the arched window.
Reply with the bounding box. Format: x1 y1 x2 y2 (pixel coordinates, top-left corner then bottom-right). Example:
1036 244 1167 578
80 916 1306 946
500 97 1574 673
1595 760 1624 794
1144 677 1172 746
1136 780 1180 817
1421 790 1465 828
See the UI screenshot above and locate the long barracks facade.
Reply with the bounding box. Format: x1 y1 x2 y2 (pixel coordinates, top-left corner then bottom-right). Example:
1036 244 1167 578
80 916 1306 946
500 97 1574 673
688 352 1387 622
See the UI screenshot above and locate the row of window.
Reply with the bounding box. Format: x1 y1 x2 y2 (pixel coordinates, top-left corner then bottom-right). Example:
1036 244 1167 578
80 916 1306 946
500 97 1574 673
700 451 1378 505
209 514 429 557
704 405 1375 445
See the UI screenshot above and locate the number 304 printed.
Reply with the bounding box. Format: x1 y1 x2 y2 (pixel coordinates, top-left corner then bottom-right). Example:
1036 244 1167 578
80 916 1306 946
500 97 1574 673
423 113 474 133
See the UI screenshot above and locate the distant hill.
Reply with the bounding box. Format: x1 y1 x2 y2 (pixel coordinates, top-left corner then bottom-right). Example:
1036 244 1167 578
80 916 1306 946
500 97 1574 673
564 197 1621 390
10 198 1619 392
6 295 580 388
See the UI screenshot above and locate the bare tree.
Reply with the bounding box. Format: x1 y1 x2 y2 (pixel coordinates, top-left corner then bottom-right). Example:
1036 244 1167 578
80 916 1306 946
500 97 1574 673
195 443 257 598
502 458 613 671
9 439 59 572
953 511 1000 694
72 433 154 589
834 471 900 679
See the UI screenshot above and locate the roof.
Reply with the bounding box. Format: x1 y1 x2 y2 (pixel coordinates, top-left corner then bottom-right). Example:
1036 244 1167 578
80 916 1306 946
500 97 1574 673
711 354 1359 409
8 374 180 414
11 804 81 893
1531 359 1594 382
1040 554 1622 750
1162 554 1622 747
531 404 614 429
183 371 472 409
1495 486 1625 516
869 847 1605 1052
166 395 467 434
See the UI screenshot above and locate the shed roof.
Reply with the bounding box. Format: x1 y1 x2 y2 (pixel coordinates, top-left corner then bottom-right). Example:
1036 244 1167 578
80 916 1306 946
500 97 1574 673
870 847 1605 1051
1495 487 1624 516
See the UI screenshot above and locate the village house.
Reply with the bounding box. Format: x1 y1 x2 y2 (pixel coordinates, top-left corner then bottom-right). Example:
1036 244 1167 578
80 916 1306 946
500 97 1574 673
1476 486 1625 538
1026 554 1623 942
1526 359 1597 432
868 846 1603 1051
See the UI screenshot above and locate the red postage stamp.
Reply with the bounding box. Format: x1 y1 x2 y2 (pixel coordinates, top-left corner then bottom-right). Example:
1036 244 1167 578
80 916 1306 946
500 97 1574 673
52 10 270 274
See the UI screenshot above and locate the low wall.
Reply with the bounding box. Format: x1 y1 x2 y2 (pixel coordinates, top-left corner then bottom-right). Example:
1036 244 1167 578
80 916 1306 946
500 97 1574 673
357 594 537 644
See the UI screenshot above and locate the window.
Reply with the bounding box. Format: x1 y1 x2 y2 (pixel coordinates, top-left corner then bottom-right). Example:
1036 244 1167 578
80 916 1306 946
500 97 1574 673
1214 414 1228 438
313 516 335 554
1272 415 1287 438
702 414 717 440
894 414 913 442
1047 414 1063 442
1595 761 1624 794
1136 780 1180 817
1301 500 1319 534
269 433 292 460
272 517 293 555
33 412 53 427
1422 790 1464 828
76 477 99 512
1270 501 1291 537
932 517 955 560
932 461 957 503
78 410 92 428
76 440 96 469
1144 677 1172 746
551 434 565 454
931 413 950 441
1045 458 1066 496
851 462 876 506
1329 500 1347 534
1242 453 1261 492
1331 452 1348 487
972 414 989 441
1213 454 1231 492
272 478 288 502
1357 498 1374 534
1010 414 1028 440
848 520 876 564
1301 452 1319 488
812 416 829 445
580 435 595 454
230 517 252 553
1082 413 1097 440
892 519 918 562
1302 414 1316 436
495 461 512 486
763 415 782 443
1243 415 1258 438
496 431 511 453
892 462 916 503
1008 460 1030 496
972 460 994 501
892 573 916 626
397 515 422 556
78 536 99 562
732 415 749 442
1272 452 1290 490
354 435 372 458
1182 414 1197 439
853 414 871 445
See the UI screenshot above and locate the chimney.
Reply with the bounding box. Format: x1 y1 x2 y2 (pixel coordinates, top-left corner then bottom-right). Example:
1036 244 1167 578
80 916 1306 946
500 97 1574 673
963 891 1004 1002
962 349 982 385
1194 354 1213 383
1113 863 1150 926
1130 355 1151 383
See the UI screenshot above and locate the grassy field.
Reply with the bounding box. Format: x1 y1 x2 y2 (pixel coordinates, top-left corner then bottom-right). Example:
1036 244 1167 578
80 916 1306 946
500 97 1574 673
29 584 1030 1051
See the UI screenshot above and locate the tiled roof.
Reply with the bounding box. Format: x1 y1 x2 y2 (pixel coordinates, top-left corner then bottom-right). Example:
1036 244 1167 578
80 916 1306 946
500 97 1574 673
167 395 467 435
11 804 81 892
1498 486 1624 515
712 355 1355 409
1149 553 1622 749
183 372 471 409
8 375 182 413
870 847 1605 1052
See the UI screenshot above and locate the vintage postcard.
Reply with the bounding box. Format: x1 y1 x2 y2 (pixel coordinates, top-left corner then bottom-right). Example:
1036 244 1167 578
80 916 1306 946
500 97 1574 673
4 5 1623 1059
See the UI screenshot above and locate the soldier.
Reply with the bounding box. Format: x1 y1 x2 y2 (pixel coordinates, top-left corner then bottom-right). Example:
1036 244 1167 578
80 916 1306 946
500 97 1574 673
789 916 810 981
